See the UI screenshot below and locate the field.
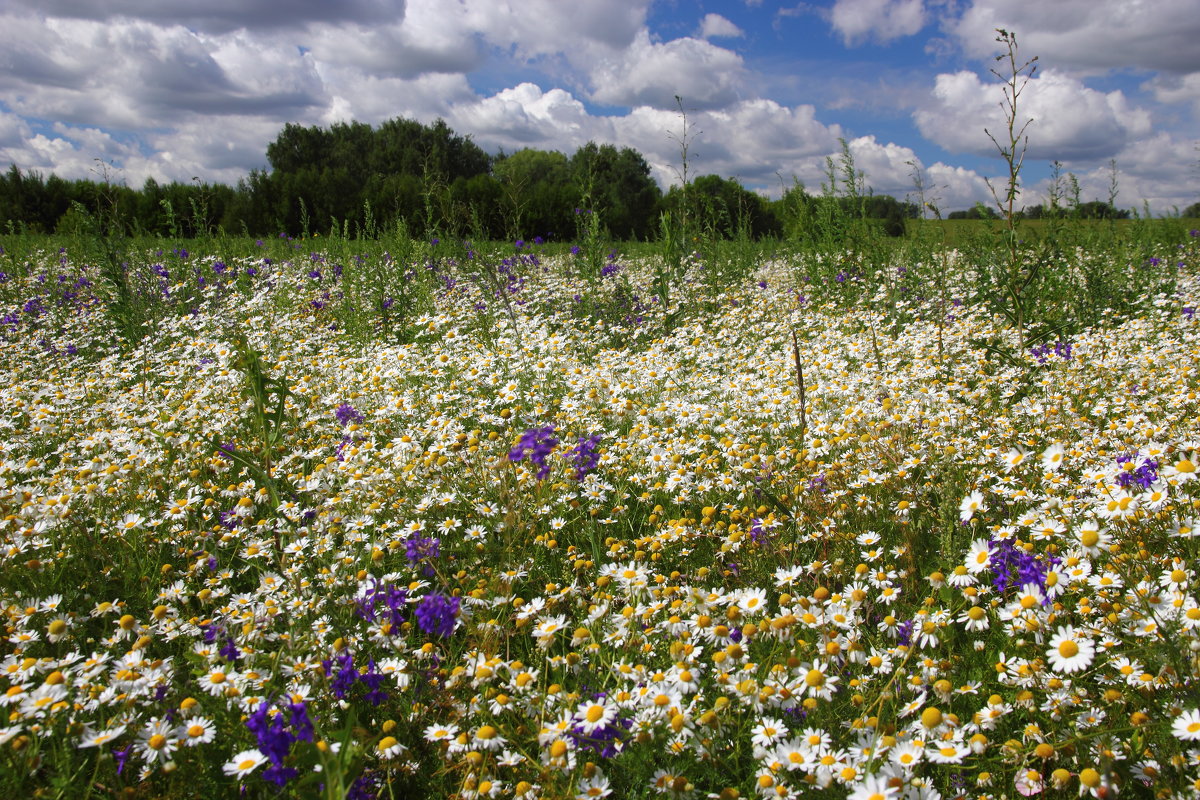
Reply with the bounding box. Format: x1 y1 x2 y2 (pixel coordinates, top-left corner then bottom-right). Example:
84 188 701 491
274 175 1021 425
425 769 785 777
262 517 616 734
1 227 1199 800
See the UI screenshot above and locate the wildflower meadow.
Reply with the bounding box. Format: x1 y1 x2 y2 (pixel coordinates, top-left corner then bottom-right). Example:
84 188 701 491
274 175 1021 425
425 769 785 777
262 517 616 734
1 219 1199 800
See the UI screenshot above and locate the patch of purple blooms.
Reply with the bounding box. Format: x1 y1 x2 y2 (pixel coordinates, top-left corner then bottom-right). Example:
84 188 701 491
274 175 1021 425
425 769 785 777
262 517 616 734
988 538 1060 597
508 425 559 480
415 593 460 638
335 402 365 427
1115 453 1159 490
1030 340 1072 363
245 697 315 787
356 580 408 630
405 534 440 576
568 713 631 758
569 434 602 482
322 650 389 707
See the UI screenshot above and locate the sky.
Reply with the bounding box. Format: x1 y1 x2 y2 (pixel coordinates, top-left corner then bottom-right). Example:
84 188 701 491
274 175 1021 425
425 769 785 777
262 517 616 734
0 0 1197 214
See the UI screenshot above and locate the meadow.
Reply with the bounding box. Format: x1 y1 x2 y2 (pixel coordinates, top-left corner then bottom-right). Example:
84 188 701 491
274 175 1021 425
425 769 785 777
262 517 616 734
1 219 1199 800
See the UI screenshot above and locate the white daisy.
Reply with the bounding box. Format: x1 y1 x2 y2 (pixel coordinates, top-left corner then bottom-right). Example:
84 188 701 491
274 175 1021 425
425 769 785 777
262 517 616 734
1046 626 1095 674
223 748 267 778
1172 709 1200 742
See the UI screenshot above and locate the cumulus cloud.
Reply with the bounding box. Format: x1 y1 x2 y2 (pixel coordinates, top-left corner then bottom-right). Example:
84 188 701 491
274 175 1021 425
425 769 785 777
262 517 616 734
589 30 746 110
465 0 649 63
1145 72 1200 116
449 84 600 151
304 19 482 79
699 13 745 39
6 0 404 34
914 69 1152 161
607 99 842 189
0 17 325 127
948 0 1200 75
830 0 926 45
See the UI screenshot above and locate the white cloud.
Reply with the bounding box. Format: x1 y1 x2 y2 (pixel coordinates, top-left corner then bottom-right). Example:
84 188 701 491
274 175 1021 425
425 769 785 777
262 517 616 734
699 13 745 40
924 162 994 212
914 69 1152 161
314 66 476 127
948 0 1200 75
1145 72 1200 116
589 30 746 110
465 0 649 63
449 84 600 151
830 0 926 45
607 99 842 190
303 2 482 79
6 0 404 34
1016 133 1198 215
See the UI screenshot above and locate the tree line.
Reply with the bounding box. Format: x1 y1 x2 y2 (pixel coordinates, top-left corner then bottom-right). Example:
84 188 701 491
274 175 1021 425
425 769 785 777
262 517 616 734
2 116 934 241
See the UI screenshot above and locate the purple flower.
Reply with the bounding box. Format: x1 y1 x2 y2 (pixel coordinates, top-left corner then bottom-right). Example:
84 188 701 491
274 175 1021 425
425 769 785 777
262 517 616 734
247 698 314 787
360 658 388 706
114 744 133 775
896 619 915 647
335 403 365 427
569 434 602 482
348 771 383 800
508 426 559 480
357 581 408 629
220 636 241 663
405 535 440 576
415 593 460 638
323 650 358 699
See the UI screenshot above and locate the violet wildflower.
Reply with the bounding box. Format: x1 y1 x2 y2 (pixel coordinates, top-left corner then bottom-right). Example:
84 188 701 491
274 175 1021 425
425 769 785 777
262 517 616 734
568 714 631 758
415 593 460 638
348 770 383 800
360 658 388 706
324 650 358 699
569 434 602 482
219 636 241 663
246 698 314 787
114 743 133 775
508 426 559 480
357 580 408 628
404 535 440 576
335 403 364 427
1116 454 1159 490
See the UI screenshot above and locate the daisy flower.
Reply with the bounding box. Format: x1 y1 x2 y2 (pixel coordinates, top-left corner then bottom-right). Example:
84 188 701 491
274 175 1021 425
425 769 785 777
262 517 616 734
847 774 899 800
178 717 215 746
959 491 986 522
964 538 994 574
78 724 127 748
376 735 407 759
1001 448 1028 473
1172 708 1200 742
223 748 267 779
1046 626 1095 674
750 717 788 750
574 699 616 734
799 659 838 700
1041 443 1066 471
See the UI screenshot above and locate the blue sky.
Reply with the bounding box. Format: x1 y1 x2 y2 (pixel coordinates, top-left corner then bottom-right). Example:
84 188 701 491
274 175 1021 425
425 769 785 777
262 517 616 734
1 0 1197 213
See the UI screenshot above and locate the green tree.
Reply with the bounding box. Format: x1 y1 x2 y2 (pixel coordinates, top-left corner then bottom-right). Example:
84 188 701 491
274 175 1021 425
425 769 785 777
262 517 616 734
570 142 661 241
